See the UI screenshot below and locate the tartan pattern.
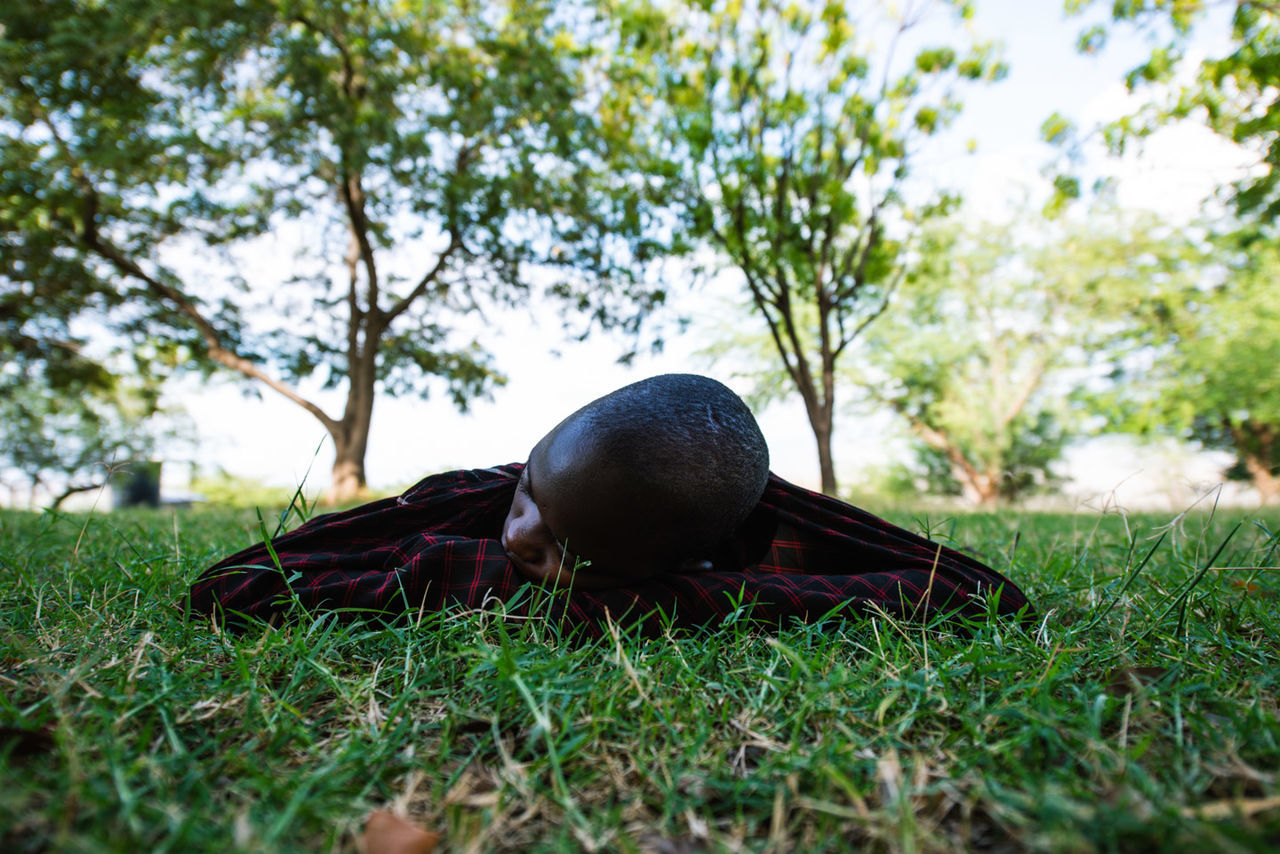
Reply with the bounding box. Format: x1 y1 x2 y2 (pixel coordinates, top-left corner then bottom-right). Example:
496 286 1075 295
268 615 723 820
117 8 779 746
187 464 1032 634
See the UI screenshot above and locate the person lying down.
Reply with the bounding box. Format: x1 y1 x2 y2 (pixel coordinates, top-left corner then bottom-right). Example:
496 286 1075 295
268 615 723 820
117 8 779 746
188 374 1032 635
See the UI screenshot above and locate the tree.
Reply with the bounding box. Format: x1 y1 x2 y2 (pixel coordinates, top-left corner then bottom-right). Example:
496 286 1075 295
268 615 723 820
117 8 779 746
1044 3 1280 499
1054 1 1280 220
1 0 679 502
663 0 1005 494
1100 225 1280 502
853 207 1250 506
855 215 1094 505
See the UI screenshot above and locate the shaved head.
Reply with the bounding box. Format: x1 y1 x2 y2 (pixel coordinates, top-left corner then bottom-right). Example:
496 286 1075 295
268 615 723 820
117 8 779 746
502 374 770 588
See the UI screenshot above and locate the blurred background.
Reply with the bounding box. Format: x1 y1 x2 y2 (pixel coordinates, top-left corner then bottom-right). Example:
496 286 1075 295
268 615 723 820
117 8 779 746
2 0 1276 512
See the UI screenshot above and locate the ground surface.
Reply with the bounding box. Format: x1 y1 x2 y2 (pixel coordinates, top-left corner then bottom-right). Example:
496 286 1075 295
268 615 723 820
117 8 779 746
1 501 1278 852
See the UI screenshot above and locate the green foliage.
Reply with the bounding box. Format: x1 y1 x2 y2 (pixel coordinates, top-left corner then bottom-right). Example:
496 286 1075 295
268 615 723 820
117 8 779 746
855 212 1121 505
662 0 1005 492
2 504 1279 849
1097 223 1280 499
1063 0 1280 222
0 0 683 496
1050 1 1280 500
187 471 322 512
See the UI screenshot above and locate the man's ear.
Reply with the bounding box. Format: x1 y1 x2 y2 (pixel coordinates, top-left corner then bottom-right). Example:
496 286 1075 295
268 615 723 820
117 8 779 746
676 557 714 573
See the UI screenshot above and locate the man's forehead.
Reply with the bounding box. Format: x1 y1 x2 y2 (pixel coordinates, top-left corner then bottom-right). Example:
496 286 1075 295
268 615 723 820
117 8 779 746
531 420 654 512
532 417 601 485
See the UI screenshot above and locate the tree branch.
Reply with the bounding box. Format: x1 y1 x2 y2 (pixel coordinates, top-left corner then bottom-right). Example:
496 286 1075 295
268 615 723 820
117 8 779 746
53 480 107 510
72 179 340 434
835 264 903 360
383 233 463 325
834 201 883 304
887 397 985 497
1001 359 1047 427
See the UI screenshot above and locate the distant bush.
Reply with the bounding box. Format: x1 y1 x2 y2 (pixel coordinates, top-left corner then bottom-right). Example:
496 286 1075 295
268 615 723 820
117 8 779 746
189 472 318 511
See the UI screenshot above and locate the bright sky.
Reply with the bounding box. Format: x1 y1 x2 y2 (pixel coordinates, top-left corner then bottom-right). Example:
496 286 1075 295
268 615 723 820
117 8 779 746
175 0 1253 501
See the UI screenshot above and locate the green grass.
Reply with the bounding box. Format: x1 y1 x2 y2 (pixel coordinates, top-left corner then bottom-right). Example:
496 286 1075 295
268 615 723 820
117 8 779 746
1 501 1278 852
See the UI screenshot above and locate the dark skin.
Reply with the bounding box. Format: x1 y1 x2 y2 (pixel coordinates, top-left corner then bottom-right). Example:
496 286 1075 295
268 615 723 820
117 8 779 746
501 417 714 590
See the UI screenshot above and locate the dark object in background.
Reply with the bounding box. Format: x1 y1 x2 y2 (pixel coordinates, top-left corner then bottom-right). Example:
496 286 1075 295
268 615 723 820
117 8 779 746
110 461 161 509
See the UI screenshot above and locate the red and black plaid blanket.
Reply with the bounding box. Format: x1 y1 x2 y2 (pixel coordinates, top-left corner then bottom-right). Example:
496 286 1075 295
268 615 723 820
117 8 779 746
188 464 1032 635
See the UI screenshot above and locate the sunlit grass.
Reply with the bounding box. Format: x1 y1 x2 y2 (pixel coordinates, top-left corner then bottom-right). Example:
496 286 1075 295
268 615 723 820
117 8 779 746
1 501 1278 852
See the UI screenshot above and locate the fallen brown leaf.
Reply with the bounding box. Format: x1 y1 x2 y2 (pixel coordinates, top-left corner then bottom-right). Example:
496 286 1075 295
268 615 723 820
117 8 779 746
358 810 441 854
1105 666 1170 697
1229 578 1262 594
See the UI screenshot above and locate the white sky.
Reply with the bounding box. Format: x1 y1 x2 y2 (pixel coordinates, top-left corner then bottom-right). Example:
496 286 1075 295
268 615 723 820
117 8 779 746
172 0 1255 502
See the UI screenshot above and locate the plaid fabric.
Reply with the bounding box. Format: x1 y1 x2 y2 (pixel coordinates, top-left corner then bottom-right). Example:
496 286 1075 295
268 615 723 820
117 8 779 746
187 464 1032 635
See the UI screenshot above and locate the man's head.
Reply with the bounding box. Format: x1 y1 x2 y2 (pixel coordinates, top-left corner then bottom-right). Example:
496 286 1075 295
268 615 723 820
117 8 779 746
501 374 769 589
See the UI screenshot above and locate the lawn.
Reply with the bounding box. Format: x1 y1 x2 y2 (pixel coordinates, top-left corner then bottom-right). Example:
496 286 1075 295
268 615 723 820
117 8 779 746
1 499 1278 852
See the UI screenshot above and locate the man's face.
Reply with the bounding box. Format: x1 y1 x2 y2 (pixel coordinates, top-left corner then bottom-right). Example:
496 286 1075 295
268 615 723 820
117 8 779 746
500 423 670 589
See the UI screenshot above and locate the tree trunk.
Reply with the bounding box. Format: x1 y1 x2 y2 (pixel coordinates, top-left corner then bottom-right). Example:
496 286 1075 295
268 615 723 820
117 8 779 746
323 316 379 504
328 439 367 505
326 393 372 504
818 353 839 496
325 360 377 505
1241 448 1280 504
1228 420 1279 504
953 469 1000 507
900 409 1001 507
813 416 838 496
795 382 838 495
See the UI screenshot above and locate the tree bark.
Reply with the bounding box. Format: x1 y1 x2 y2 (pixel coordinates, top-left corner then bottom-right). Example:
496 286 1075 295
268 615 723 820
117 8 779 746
325 402 374 504
1233 421 1280 504
326 325 379 503
788 355 838 495
1245 459 1280 503
328 436 368 505
953 469 1000 507
808 404 838 496
324 193 381 505
893 403 1002 506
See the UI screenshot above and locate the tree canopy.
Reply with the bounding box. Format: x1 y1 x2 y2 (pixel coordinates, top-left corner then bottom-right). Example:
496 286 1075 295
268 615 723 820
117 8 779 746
1 0 680 501
857 217 1080 505
1097 224 1280 501
662 0 1006 494
1055 0 1280 221
1046 1 1280 502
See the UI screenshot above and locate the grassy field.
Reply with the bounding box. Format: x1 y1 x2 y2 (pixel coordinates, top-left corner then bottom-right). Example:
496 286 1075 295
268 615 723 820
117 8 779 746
1 499 1278 852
